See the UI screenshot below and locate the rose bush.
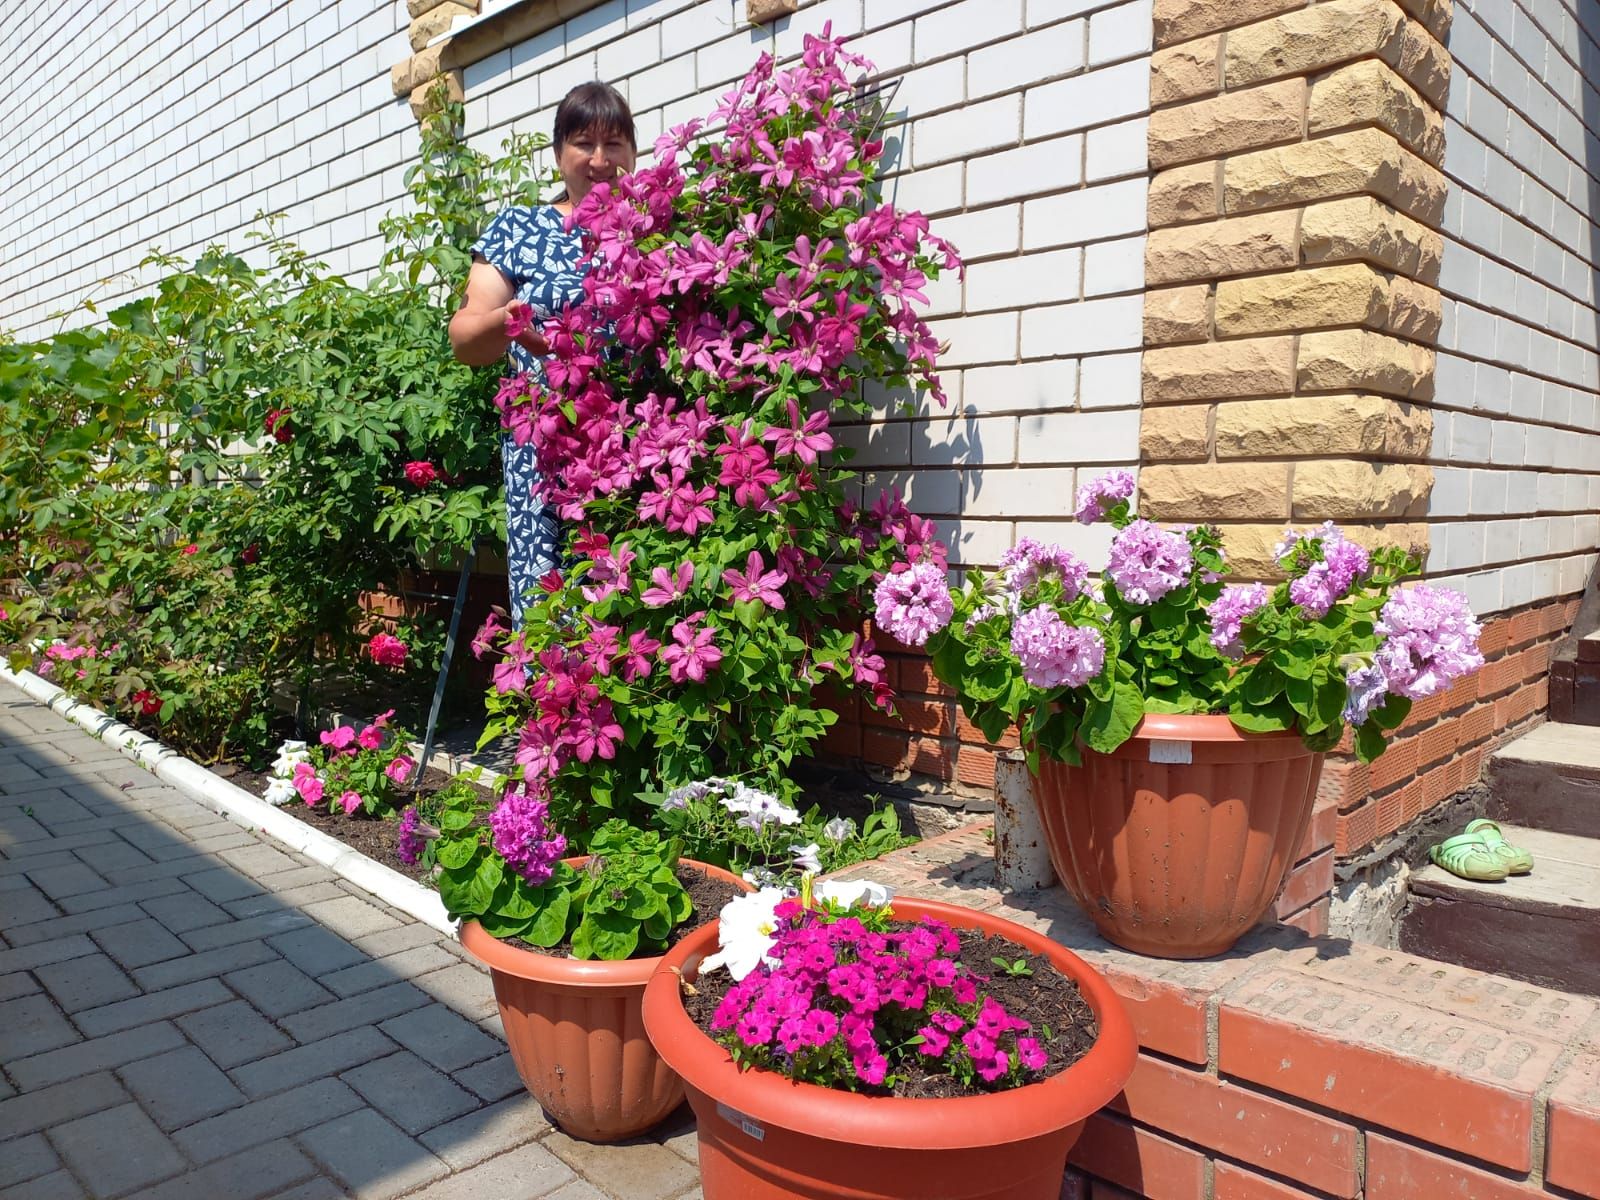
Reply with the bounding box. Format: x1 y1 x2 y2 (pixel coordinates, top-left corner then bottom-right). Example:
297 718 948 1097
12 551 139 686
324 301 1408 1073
473 32 960 843
888 470 1484 766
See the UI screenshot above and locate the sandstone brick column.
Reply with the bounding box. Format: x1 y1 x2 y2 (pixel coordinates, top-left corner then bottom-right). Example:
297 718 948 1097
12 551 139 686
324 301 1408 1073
392 0 472 121
1138 0 1453 575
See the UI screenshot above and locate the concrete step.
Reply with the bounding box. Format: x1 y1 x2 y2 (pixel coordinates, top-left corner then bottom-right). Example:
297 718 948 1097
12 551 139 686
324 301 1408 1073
1486 721 1600 836
1399 824 1600 997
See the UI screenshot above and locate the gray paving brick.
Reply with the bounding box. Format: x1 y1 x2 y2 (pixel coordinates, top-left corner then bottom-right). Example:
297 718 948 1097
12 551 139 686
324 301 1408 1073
72 837 156 875
296 1108 451 1200
58 876 190 915
267 926 365 976
0 969 42 1000
301 895 401 941
350 923 443 958
454 1053 526 1103
0 760 45 789
124 1139 318 1200
226 881 346 919
267 1179 347 1200
0 1071 130 1138
8 1020 187 1090
279 980 431 1044
181 866 267 903
28 795 98 829
0 1169 85 1199
0 933 97 975
131 940 279 991
171 1078 363 1164
84 764 159 792
26 863 106 901
0 1132 60 1190
2 829 119 861
50 1102 188 1195
0 884 58 929
264 864 337 891
34 951 139 1011
92 916 192 969
543 1128 700 1200
175 999 293 1068
0 808 50 844
379 1003 502 1073
75 979 231 1037
0 993 81 1060
321 944 460 998
543 1182 607 1200
416 1093 550 1170
229 1026 398 1099
341 1051 479 1134
413 961 498 1022
403 1141 575 1199
137 891 231 932
120 1044 248 1129
221 958 335 1018
2 902 149 946
181 909 313 952
216 843 302 878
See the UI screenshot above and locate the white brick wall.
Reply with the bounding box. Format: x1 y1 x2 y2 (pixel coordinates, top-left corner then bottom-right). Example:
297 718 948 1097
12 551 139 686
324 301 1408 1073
463 0 1151 567
1 1 415 339
1430 0 1600 612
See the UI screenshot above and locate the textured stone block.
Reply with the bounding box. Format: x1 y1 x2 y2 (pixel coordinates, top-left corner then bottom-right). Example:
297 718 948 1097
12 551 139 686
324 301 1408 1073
1299 195 1442 281
747 0 800 21
1151 35 1220 106
1149 161 1218 226
390 46 443 97
1383 275 1441 340
1224 0 1444 98
1308 60 1444 163
407 0 453 16
1222 129 1447 226
409 71 465 120
1293 460 1432 518
1215 263 1390 336
1297 328 1434 398
1140 462 1292 520
1145 284 1212 345
409 2 474 50
1146 210 1299 284
1154 0 1304 45
1149 79 1306 169
1143 336 1297 401
1215 394 1431 458
1140 404 1212 460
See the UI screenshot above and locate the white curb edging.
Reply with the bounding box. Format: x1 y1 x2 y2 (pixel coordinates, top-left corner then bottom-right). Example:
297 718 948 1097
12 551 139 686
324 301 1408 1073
0 665 456 936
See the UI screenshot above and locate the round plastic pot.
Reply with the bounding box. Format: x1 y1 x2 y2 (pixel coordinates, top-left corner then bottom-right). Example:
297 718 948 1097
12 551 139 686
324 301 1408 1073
458 856 750 1142
641 895 1138 1200
1032 713 1325 959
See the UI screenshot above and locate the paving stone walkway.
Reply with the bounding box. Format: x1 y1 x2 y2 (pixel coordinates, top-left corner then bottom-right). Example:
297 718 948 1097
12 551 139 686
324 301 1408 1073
0 687 703 1200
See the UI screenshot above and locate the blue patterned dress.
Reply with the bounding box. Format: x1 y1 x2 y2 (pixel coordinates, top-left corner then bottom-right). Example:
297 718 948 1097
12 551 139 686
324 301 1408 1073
471 205 586 629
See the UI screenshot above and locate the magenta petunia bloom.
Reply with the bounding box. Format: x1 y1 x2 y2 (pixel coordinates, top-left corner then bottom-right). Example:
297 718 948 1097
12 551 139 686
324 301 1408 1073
1106 520 1193 606
488 785 567 886
1074 470 1135 524
872 562 953 647
367 633 408 669
1374 587 1484 700
1009 608 1105 690
1206 583 1271 657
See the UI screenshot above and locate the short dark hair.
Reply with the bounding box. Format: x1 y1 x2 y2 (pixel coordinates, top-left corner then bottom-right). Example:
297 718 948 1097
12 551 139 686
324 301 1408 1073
552 82 636 153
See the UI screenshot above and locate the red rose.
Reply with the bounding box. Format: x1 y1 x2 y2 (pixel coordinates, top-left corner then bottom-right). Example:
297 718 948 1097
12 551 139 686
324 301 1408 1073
241 543 260 565
181 543 199 556
131 689 162 717
404 461 440 488
265 409 293 443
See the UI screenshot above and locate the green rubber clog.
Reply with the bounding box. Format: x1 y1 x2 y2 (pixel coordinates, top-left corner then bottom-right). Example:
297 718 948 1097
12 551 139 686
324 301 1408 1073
1429 831 1509 882
1463 818 1534 875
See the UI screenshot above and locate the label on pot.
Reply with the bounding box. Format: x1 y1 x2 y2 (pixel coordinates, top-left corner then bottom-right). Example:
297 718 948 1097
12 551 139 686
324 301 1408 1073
717 1102 766 1141
1148 739 1192 764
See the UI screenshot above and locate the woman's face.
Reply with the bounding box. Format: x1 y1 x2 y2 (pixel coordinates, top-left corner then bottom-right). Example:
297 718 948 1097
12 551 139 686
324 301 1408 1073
557 125 636 207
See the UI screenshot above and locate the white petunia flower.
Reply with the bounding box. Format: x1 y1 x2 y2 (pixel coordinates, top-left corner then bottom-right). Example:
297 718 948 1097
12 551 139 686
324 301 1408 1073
822 816 855 842
812 878 897 909
271 740 311 779
789 842 822 873
699 888 788 980
263 776 299 806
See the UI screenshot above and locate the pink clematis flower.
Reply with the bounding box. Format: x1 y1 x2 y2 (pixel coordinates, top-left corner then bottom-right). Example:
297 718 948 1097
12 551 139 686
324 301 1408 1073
660 612 724 684
722 551 788 609
640 561 694 608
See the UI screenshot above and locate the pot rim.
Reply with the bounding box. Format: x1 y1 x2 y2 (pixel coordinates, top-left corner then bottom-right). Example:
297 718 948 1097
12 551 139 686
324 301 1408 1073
1127 712 1303 744
459 856 751 988
641 895 1138 1151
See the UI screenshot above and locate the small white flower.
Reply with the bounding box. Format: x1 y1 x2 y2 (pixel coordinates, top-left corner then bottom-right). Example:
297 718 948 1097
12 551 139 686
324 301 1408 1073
700 887 788 980
270 740 310 779
822 816 855 843
263 776 299 806
812 878 897 909
789 842 822 873
741 866 781 888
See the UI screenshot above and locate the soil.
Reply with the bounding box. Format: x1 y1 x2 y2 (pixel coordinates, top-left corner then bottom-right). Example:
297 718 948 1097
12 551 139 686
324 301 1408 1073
683 921 1099 1100
221 762 485 882
505 863 746 958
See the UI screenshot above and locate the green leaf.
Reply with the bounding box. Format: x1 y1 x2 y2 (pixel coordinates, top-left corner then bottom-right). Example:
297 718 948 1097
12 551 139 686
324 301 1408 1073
1081 681 1143 754
436 838 477 870
522 885 571 947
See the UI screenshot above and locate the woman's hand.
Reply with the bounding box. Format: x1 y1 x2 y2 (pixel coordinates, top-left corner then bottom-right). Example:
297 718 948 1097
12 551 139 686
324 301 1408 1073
503 300 551 357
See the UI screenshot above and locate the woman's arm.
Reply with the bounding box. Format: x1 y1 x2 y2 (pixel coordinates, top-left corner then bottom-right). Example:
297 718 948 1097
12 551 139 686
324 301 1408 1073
448 262 550 366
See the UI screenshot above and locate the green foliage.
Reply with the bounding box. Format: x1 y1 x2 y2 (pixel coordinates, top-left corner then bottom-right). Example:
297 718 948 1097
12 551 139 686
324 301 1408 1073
0 90 552 764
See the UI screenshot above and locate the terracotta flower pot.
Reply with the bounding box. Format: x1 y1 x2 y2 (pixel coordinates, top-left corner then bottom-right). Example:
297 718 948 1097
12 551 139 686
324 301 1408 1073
459 857 750 1142
641 895 1138 1200
1032 713 1325 959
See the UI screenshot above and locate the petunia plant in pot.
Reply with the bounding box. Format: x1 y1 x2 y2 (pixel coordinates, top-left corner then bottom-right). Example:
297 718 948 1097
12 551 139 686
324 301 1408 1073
876 471 1487 958
411 785 750 1142
641 881 1137 1200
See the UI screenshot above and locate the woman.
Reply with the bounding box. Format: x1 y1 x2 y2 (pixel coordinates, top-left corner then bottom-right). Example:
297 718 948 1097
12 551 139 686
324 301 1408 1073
449 82 637 628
